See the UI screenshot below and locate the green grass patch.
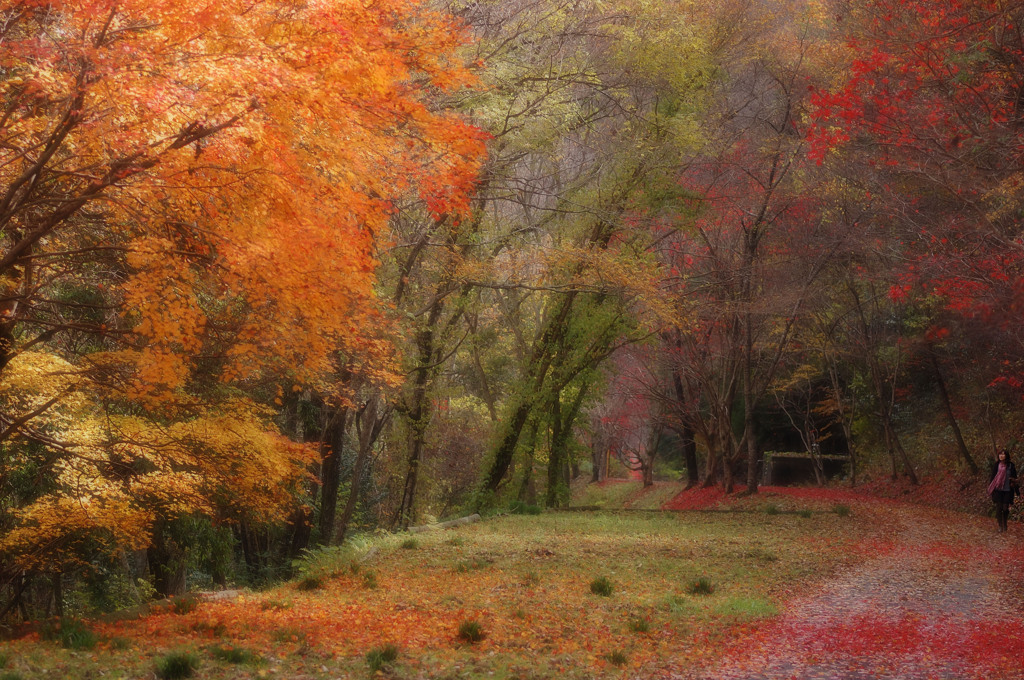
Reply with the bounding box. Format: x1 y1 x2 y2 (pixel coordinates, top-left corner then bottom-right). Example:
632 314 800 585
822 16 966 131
155 651 200 680
209 644 260 665
663 594 699 616
606 650 628 666
833 504 851 517
590 576 614 596
685 577 715 596
365 644 399 672
401 537 420 549
0 672 22 680
457 620 485 644
41 618 98 651
0 652 7 668
713 596 778 620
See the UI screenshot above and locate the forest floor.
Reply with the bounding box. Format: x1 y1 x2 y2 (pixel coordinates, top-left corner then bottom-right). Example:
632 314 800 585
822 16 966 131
1 487 1022 679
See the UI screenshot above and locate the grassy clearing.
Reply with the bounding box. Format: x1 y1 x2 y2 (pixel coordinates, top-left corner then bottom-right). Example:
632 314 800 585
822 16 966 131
2 505 878 679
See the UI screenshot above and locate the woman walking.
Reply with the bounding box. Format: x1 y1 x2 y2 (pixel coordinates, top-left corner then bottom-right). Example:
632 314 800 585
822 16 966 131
988 449 1018 533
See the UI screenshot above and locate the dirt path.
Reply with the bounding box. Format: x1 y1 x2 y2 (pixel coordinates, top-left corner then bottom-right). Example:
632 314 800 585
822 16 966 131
682 503 1024 680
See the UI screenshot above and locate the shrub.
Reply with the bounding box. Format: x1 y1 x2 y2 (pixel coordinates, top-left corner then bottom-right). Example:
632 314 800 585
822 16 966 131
685 577 714 596
210 645 259 665
42 618 97 651
833 504 851 517
627 616 651 633
292 539 374 586
169 595 200 615
365 644 399 672
590 576 613 597
155 651 200 680
457 620 485 644
606 650 628 666
400 538 419 550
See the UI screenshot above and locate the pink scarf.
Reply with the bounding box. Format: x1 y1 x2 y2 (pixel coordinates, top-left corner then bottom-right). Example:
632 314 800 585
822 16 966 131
989 461 1009 495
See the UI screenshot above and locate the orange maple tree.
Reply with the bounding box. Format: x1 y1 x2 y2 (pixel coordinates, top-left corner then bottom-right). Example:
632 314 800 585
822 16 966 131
0 0 485 573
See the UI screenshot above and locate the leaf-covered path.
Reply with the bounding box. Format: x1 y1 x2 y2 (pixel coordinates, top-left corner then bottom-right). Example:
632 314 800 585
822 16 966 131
680 502 1024 680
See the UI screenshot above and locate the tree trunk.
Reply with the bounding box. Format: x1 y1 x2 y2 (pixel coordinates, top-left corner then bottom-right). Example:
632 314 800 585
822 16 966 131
670 369 700 488
680 424 699 488
483 292 577 494
546 393 565 508
848 282 916 484
51 572 63 618
891 423 918 485
743 401 759 493
149 520 187 597
338 397 384 543
703 434 720 488
237 520 266 581
929 348 979 473
395 298 445 529
284 506 313 559
318 406 349 545
517 419 540 502
643 425 661 488
591 435 607 483
824 352 858 486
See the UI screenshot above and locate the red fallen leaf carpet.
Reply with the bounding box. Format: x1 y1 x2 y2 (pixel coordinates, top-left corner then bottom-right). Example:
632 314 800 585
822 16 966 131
663 500 1024 680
